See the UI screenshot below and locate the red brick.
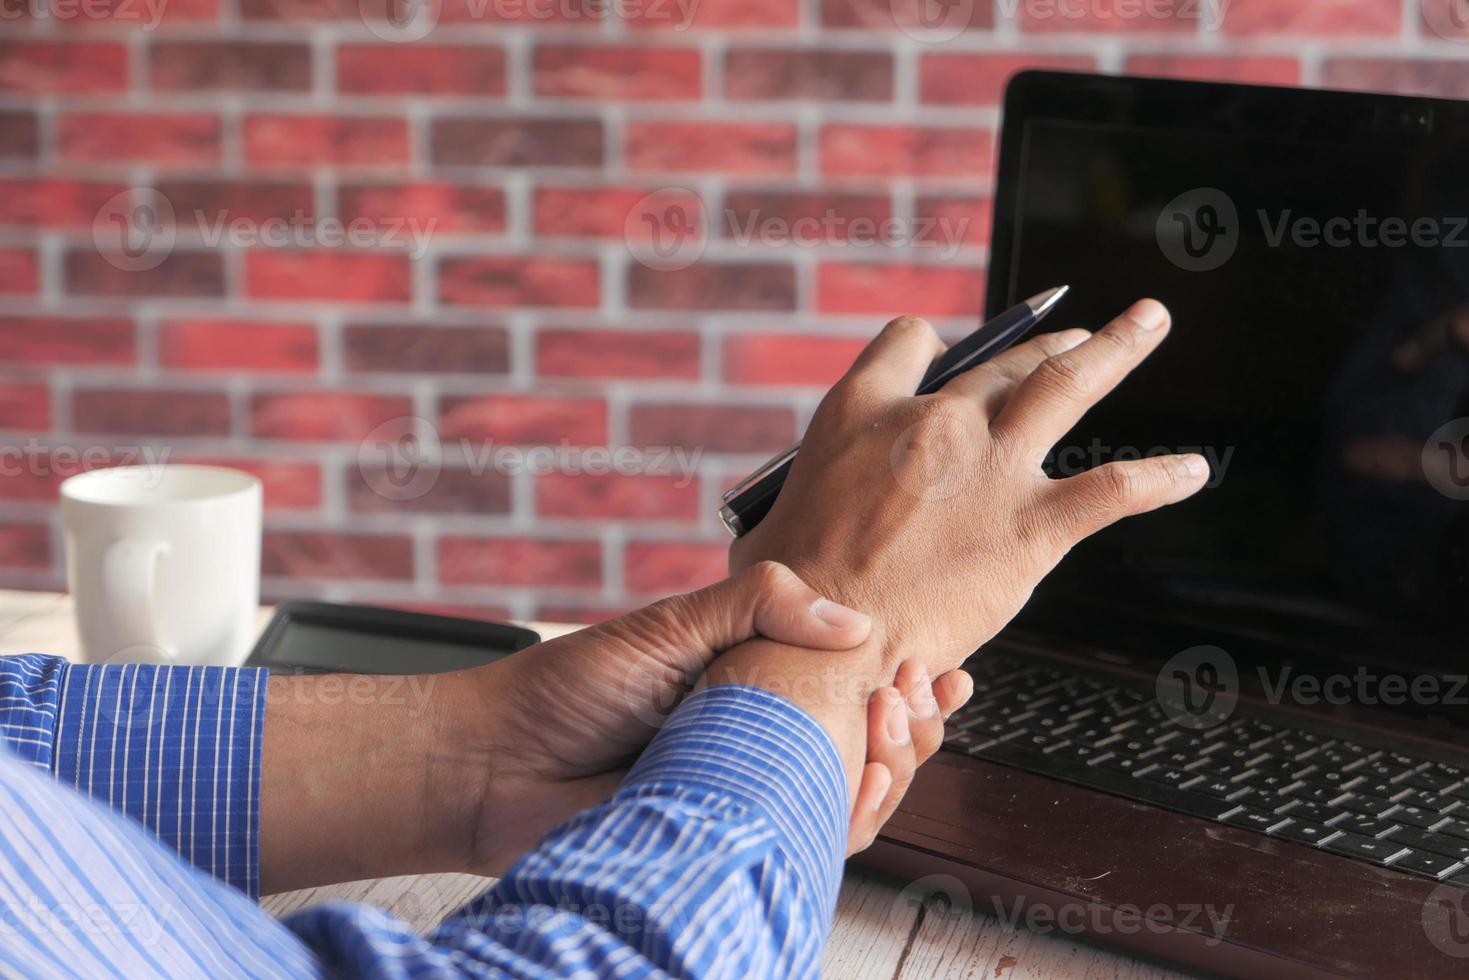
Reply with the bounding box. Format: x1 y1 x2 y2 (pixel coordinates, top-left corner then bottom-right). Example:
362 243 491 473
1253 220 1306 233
244 115 409 167
0 317 134 366
0 384 49 430
1227 0 1401 35
534 185 690 239
1322 59 1469 99
818 262 984 317
536 328 700 380
432 117 603 168
439 394 608 446
920 53 1097 105
629 403 794 453
0 179 129 228
0 42 129 94
1125 55 1301 86
246 251 411 303
624 541 727 594
0 112 36 160
628 262 795 311
821 125 992 178
53 0 217 23
182 457 322 511
721 191 892 243
337 44 505 96
438 536 602 588
0 524 50 571
149 41 311 91
724 334 867 386
58 113 220 166
155 179 316 226
73 389 231 437
344 323 510 374
439 256 599 309
822 0 992 30
347 466 512 515
0 249 37 294
64 251 225 298
338 182 505 234
534 45 701 101
627 122 796 174
724 48 892 101
536 473 699 520
914 194 991 247
240 0 355 19
628 0 796 27
1015 0 1200 32
251 391 413 441
160 319 319 373
263 531 414 581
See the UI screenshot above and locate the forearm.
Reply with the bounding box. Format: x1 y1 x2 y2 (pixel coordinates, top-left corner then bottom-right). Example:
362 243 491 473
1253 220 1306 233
259 671 480 893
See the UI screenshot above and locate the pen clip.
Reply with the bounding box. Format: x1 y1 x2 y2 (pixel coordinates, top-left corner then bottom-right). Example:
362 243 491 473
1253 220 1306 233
721 443 801 502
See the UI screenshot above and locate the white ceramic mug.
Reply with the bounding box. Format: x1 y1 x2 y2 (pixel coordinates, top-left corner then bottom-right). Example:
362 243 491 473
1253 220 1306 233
60 465 262 666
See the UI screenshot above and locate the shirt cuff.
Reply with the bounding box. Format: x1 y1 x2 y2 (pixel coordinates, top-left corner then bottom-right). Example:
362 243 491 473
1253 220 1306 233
623 683 851 926
52 661 268 898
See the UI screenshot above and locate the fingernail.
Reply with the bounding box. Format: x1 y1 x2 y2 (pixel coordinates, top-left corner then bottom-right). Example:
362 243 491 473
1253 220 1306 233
886 691 911 745
811 596 870 630
1129 299 1170 331
1176 454 1209 478
908 673 939 719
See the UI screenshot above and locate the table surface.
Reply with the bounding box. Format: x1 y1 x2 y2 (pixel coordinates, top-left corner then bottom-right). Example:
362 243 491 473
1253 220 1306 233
0 588 1193 980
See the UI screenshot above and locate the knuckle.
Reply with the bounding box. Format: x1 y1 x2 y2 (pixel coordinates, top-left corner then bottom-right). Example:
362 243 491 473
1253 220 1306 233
744 559 795 597
1032 352 1090 398
882 313 938 343
1100 462 1141 503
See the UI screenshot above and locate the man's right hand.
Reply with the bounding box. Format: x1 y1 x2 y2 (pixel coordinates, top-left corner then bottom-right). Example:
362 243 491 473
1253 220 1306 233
730 298 1209 682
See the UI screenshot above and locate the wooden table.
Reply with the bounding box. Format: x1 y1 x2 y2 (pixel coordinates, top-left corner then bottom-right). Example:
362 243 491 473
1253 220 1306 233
0 588 1192 979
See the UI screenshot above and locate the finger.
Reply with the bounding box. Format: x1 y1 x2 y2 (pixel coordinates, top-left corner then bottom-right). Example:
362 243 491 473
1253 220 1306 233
894 661 943 763
1050 453 1209 541
941 328 1091 413
932 668 973 719
852 687 913 854
847 761 893 855
992 299 1172 451
841 315 948 400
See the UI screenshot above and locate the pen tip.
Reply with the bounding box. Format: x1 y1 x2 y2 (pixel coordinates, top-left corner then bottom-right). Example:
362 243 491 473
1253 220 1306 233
1025 284 1069 317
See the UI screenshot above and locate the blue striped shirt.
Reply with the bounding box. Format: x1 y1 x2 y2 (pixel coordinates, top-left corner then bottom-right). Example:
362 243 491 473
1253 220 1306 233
0 654 848 978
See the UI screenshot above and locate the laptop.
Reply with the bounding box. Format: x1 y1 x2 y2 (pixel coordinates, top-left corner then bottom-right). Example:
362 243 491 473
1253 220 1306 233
855 71 1469 979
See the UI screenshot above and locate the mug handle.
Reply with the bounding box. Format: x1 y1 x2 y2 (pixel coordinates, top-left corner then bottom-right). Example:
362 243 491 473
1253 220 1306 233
101 540 175 661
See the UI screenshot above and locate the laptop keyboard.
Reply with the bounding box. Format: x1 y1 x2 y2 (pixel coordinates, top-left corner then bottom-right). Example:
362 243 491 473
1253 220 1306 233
944 649 1469 888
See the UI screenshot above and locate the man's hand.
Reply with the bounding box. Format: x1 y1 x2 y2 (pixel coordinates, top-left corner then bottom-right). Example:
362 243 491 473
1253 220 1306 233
259 562 966 891
720 300 1209 788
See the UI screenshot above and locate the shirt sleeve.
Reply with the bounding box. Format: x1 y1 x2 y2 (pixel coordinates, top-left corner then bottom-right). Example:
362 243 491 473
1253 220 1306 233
0 653 267 896
285 683 851 979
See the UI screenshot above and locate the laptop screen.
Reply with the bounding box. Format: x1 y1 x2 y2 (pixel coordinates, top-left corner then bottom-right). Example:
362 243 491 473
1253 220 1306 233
994 94 1469 680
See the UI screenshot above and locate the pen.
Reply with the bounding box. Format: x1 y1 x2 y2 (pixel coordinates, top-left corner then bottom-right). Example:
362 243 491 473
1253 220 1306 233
718 285 1070 538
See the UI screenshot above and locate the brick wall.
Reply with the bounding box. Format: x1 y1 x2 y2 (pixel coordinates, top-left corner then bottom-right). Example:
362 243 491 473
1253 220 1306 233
0 0 1465 622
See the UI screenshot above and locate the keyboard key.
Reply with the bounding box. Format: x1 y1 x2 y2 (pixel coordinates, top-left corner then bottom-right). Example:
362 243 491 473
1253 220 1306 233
1221 806 1292 833
1140 767 1197 789
1391 849 1464 880
1386 805 1443 829
1329 813 1397 838
1323 833 1410 866
1339 795 1396 817
1433 819 1469 843
1282 802 1340 824
1276 822 1339 847
1403 770 1461 793
1386 829 1469 862
1392 788 1458 813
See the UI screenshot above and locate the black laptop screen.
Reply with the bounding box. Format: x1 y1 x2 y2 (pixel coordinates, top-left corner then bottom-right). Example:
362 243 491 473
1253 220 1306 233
997 110 1469 676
